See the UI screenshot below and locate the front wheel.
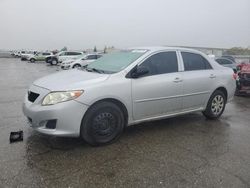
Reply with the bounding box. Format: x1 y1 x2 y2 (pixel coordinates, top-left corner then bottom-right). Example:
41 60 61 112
81 101 125 146
30 58 35 63
73 64 81 69
202 90 226 119
50 58 58 65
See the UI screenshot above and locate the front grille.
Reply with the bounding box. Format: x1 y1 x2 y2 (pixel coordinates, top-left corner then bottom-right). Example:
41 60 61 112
243 73 250 80
28 91 39 102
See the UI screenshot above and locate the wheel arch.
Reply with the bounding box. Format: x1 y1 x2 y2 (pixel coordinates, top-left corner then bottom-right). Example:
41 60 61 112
214 86 228 102
204 86 228 109
73 63 81 68
81 98 129 128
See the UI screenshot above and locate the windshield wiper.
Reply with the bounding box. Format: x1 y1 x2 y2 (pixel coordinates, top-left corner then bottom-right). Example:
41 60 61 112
85 67 104 74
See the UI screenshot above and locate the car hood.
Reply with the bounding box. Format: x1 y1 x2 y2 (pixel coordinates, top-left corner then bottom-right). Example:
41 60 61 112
33 69 110 91
241 64 250 73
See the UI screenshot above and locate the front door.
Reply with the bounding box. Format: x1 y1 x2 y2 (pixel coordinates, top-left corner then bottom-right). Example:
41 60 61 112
131 51 183 121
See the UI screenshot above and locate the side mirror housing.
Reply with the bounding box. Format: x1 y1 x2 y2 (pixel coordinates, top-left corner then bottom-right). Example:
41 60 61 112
130 66 149 78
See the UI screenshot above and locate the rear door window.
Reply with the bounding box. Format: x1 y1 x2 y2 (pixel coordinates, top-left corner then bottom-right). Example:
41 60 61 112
74 52 82 55
42 53 50 56
65 52 81 56
181 52 212 71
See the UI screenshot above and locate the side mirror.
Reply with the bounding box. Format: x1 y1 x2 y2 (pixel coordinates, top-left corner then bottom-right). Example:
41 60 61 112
131 66 149 78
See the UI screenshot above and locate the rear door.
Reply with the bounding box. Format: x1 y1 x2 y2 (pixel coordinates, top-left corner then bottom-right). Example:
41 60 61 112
60 52 76 61
179 51 216 110
131 51 183 120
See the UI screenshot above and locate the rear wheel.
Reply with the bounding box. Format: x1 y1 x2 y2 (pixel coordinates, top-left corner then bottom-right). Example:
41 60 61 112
202 90 226 119
73 64 81 69
81 101 125 146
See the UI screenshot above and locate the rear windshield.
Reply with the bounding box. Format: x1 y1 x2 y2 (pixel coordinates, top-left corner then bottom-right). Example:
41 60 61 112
87 50 147 73
216 59 233 65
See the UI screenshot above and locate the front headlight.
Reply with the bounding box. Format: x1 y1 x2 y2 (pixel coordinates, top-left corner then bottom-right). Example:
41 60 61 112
42 90 83 106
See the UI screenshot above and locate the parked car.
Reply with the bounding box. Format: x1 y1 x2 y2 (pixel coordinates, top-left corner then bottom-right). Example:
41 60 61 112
215 57 237 71
20 51 36 61
23 47 236 146
45 51 84 65
235 63 250 95
221 55 236 63
13 51 22 57
28 52 53 62
10 51 16 57
61 54 102 69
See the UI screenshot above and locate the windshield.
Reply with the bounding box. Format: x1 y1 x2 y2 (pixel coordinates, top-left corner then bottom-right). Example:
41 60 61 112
86 50 147 73
216 59 232 65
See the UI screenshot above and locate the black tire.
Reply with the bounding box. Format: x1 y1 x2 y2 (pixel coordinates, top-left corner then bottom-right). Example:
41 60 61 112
45 57 50 63
73 64 81 69
202 90 226 119
30 58 35 63
50 58 58 65
81 101 125 146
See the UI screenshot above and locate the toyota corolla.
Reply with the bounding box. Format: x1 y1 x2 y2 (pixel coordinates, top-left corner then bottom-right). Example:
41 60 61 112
23 47 236 146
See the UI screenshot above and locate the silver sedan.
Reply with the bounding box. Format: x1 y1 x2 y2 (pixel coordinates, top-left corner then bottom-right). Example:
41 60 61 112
23 47 236 146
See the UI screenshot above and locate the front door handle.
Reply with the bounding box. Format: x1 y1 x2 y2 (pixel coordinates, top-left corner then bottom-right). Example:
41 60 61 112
173 77 182 83
209 74 216 79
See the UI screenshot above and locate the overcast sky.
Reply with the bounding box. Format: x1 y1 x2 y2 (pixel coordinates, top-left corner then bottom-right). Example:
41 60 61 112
0 0 249 50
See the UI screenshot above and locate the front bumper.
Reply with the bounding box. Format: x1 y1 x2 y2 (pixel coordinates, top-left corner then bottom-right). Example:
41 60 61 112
61 65 71 70
22 85 89 137
21 57 28 60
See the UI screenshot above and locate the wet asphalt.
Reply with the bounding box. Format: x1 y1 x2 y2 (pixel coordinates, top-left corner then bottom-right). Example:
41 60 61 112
0 58 250 188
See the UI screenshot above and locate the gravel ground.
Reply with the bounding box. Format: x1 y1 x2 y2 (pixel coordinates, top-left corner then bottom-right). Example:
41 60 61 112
0 58 250 188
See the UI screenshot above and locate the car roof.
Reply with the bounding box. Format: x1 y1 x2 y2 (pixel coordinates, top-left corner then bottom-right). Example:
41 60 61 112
130 46 203 54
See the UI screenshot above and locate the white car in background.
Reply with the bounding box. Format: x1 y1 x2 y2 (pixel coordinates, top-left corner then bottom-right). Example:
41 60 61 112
46 51 84 65
58 51 84 63
61 54 102 69
13 51 22 57
20 51 36 61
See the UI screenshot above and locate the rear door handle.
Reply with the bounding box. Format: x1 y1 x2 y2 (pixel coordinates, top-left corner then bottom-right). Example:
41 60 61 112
209 74 216 79
173 77 182 83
